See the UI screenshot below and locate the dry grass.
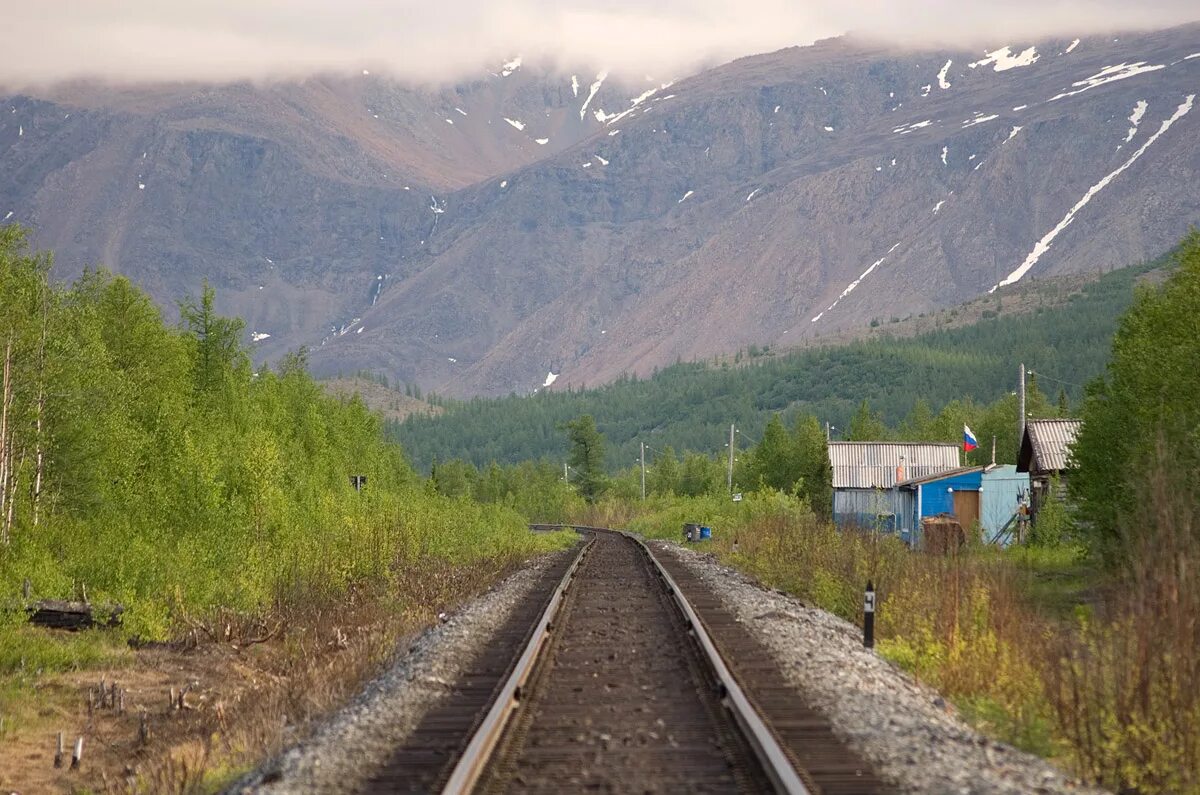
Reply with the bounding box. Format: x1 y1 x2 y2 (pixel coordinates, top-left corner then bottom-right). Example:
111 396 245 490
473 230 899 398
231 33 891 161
628 485 1199 791
1046 453 1200 793
628 496 1074 759
0 553 536 794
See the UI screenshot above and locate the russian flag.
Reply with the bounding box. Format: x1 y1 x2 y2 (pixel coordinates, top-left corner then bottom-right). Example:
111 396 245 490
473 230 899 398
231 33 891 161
963 424 978 452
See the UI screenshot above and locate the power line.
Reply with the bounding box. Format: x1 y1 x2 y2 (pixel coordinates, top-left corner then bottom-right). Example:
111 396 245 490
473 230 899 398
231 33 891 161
734 427 760 449
1027 369 1087 390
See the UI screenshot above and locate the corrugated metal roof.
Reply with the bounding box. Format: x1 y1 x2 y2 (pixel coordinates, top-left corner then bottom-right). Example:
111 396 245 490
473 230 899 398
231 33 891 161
828 442 961 489
1021 419 1081 473
897 465 985 488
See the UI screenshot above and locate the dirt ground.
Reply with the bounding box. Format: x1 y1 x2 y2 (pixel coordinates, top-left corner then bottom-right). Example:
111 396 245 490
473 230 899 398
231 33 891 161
1 611 426 794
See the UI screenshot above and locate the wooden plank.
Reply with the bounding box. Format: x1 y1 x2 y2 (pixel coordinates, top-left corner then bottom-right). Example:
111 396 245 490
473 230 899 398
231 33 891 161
26 600 124 630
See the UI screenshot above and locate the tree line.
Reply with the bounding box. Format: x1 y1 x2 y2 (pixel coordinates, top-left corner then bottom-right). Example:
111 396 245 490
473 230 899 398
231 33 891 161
0 226 553 638
392 256 1160 472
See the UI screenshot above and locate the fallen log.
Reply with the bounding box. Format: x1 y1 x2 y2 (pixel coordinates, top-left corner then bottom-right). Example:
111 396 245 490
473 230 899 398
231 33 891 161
27 599 124 630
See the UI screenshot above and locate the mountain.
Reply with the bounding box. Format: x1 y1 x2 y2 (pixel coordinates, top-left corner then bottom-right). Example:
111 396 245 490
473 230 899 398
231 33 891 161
3 26 1199 396
0 61 648 363
390 257 1161 471
321 375 443 423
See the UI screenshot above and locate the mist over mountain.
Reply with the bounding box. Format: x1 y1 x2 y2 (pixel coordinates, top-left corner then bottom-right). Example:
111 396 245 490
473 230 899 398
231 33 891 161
5 1 1198 85
3 23 1199 396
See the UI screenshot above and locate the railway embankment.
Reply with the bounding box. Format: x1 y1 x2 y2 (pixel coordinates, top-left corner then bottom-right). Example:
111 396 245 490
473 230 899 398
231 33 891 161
233 533 1104 794
654 541 1105 795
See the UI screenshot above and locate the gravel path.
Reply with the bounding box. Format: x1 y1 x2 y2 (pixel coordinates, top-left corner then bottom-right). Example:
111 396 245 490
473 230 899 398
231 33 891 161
650 541 1107 795
481 532 767 793
229 549 575 794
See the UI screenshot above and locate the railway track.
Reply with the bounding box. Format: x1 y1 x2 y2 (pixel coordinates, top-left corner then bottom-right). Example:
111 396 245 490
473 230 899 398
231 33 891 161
369 528 888 794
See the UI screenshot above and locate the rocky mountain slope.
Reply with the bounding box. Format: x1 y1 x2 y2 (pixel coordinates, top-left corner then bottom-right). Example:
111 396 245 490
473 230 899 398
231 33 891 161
3 26 1198 395
0 62 646 365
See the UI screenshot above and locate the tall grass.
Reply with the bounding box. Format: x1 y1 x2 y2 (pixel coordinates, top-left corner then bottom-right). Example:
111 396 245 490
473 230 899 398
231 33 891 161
627 486 1200 789
1047 452 1200 792
627 492 1072 760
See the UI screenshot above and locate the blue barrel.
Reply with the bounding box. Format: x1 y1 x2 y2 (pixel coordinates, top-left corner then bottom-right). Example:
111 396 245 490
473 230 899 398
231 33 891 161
699 526 712 540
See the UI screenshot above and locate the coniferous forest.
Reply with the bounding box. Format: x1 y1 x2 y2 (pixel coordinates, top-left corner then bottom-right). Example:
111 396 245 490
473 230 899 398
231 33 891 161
392 255 1164 471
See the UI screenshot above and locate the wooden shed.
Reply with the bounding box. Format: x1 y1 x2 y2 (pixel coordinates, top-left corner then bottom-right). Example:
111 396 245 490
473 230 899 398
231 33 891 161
828 441 960 538
1017 419 1081 525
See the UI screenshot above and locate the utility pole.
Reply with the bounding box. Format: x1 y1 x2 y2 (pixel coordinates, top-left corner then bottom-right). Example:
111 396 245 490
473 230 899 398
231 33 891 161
1018 362 1026 450
563 461 569 482
727 423 736 494
640 441 646 501
991 435 997 466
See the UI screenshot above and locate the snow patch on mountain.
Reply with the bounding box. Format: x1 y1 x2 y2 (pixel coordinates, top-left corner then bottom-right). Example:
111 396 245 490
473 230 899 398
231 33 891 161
1049 62 1166 102
962 112 999 128
602 82 673 127
812 242 902 321
580 72 608 121
941 146 949 165
920 85 932 97
746 188 761 201
678 190 694 203
251 332 271 342
993 94 1194 292
500 57 522 77
504 117 525 131
543 371 559 387
937 60 953 89
1006 125 1023 140
571 75 580 97
1065 39 1081 54
1124 100 1148 143
933 200 946 214
535 138 549 145
970 46 1040 72
893 119 932 135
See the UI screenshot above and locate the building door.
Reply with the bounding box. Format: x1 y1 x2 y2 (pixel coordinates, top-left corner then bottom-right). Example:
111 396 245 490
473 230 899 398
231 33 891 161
953 490 980 531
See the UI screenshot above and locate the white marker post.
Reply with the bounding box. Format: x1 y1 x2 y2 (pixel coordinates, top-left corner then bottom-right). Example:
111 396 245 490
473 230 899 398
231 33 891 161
864 581 876 648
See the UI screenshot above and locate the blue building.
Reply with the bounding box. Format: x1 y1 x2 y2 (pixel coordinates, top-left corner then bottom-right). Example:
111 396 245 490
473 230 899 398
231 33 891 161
894 464 1032 545
896 467 983 544
980 465 1030 544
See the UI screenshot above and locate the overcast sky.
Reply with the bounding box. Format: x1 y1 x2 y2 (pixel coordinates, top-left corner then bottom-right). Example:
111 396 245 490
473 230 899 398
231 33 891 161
3 1 1198 86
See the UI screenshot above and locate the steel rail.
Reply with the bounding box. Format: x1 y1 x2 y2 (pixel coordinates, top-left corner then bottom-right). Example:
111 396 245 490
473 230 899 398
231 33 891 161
620 531 812 795
438 533 594 795
445 525 809 794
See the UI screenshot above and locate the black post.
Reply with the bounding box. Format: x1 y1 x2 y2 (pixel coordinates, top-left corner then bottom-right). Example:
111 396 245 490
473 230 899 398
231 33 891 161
863 580 875 648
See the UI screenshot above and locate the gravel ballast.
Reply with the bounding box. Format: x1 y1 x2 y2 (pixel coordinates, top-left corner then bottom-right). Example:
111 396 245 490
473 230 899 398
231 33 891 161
650 541 1106 795
231 549 575 794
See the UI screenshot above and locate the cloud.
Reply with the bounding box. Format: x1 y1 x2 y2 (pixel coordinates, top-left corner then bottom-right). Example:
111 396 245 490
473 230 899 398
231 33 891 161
2 1 1197 87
